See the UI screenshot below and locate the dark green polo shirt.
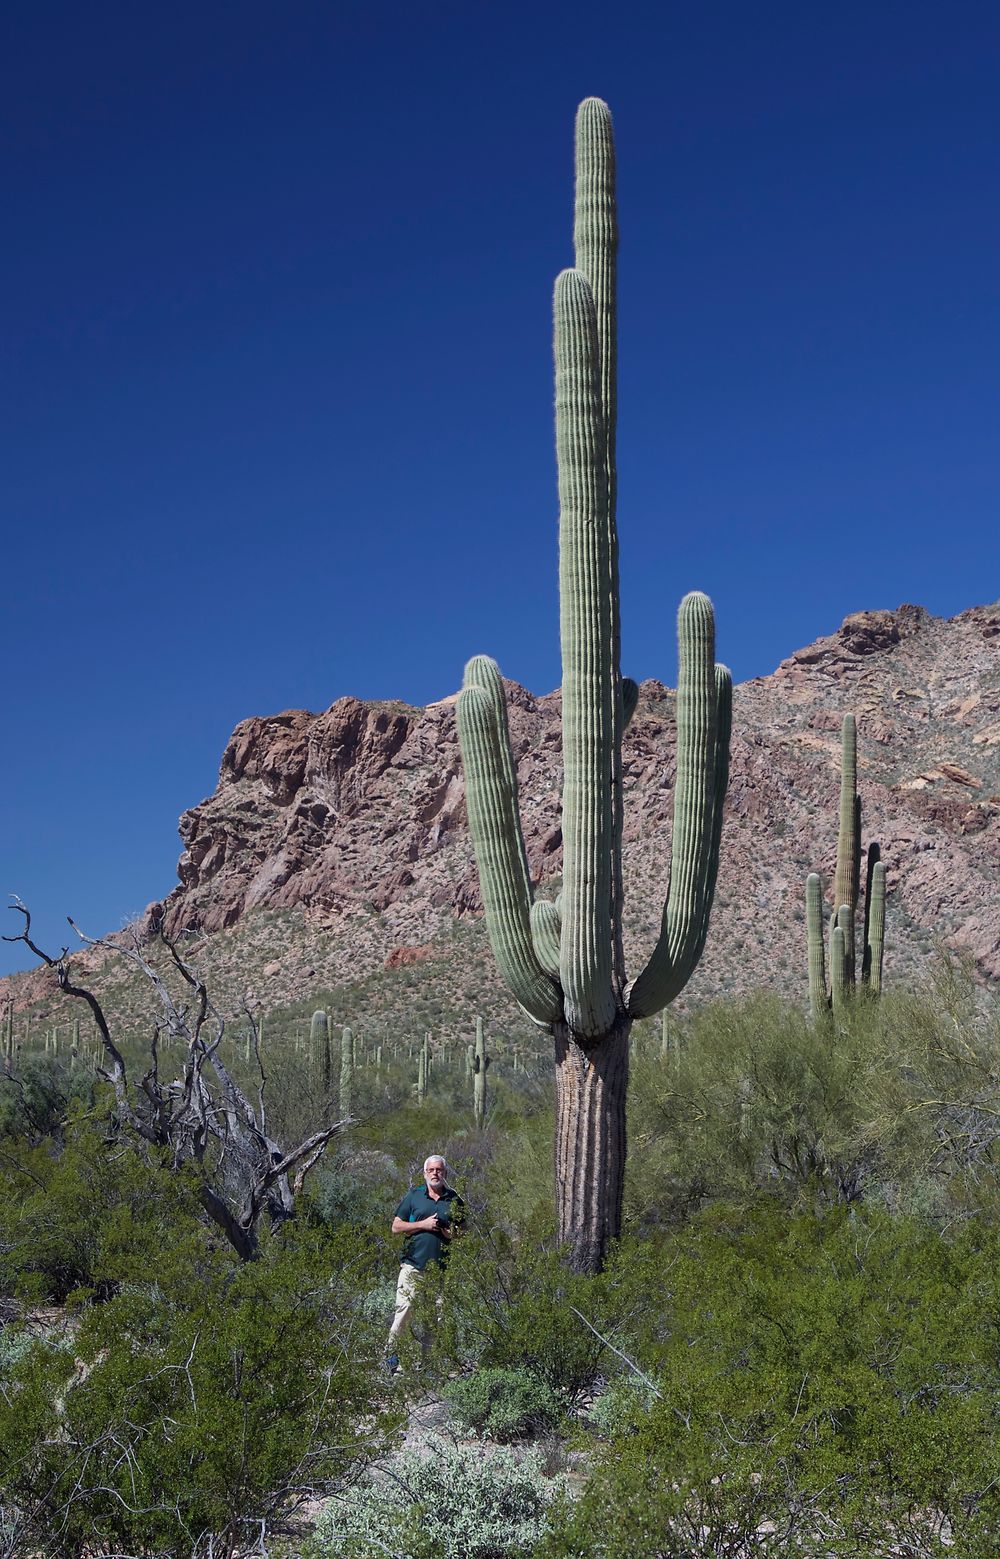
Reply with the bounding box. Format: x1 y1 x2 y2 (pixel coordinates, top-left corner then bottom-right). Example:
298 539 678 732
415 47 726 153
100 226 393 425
394 1184 464 1271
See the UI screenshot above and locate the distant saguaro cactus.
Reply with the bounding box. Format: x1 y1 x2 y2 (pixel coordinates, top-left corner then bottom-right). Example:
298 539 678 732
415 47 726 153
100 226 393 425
311 1009 332 1093
457 99 731 1273
805 715 888 1019
417 1032 429 1106
473 1016 489 1128
340 1026 353 1118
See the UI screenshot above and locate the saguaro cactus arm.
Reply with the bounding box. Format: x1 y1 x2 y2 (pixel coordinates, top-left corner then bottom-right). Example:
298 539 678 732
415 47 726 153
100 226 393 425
691 664 733 967
864 861 887 995
627 593 725 1018
457 656 562 1026
530 899 562 978
805 872 828 1020
555 267 617 1038
833 714 860 980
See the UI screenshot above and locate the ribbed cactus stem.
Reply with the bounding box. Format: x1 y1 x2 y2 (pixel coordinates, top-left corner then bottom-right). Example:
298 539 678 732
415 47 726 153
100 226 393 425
473 1016 488 1127
340 1026 353 1119
417 1040 426 1106
457 656 562 1024
311 1009 331 1092
805 873 828 1021
628 594 725 1017
530 899 562 977
834 715 860 981
622 677 639 728
830 923 848 1012
865 861 887 995
574 97 624 991
555 267 617 1038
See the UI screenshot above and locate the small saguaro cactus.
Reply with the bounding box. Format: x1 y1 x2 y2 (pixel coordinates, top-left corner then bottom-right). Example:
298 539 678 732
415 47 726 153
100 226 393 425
805 714 887 1019
340 1026 353 1119
417 1034 429 1106
473 1016 489 1128
310 1009 332 1093
457 99 731 1273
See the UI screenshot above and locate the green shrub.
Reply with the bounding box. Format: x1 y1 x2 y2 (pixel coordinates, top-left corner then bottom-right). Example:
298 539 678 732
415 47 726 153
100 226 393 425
0 1055 94 1143
626 977 1000 1227
585 1372 660 1439
0 1197 403 1557
541 1204 1000 1557
308 1443 563 1559
435 1229 658 1404
444 1367 563 1441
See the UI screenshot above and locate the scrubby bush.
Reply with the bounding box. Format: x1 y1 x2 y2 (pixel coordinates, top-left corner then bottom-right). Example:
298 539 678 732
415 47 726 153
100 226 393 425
0 1055 94 1143
626 974 1000 1227
444 1366 563 1441
541 1203 1000 1557
0 1143 403 1558
308 1443 563 1559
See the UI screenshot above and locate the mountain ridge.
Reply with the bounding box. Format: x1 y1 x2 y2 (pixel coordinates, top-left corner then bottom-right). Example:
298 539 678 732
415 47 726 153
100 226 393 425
5 600 999 1020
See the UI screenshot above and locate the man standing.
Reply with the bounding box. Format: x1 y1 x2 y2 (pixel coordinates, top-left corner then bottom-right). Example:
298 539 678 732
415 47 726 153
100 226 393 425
385 1153 463 1372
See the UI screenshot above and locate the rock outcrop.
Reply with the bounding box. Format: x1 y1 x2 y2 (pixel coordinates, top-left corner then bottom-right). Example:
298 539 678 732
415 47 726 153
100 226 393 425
134 601 1000 1001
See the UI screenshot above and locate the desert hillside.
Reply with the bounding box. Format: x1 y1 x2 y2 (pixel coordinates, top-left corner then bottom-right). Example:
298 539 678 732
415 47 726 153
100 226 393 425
5 601 999 1025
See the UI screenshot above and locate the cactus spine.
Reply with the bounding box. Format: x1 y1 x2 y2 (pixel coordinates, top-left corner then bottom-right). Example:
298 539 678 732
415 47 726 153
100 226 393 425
456 99 731 1272
806 715 888 1015
473 1016 489 1127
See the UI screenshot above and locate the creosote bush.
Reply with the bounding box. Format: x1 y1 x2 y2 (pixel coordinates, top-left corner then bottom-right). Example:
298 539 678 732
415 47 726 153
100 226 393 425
540 1205 1000 1558
0 1129 403 1559
626 972 1000 1227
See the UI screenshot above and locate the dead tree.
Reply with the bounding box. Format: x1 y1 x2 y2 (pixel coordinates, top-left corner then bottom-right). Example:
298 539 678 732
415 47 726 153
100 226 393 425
3 902 350 1261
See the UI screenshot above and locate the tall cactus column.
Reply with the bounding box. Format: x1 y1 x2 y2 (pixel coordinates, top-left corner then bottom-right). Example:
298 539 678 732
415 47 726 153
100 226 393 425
457 100 731 1273
805 714 889 1015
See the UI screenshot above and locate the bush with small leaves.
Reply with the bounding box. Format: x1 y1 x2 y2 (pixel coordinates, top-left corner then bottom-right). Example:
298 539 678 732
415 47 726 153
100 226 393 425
307 1443 564 1559
0 1143 403 1558
444 1366 564 1441
540 1203 1000 1558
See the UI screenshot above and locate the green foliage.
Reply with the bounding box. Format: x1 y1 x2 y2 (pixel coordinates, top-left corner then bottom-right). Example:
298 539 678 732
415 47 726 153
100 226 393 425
0 1189 402 1558
444 1367 563 1441
0 1054 94 1142
626 978 1000 1226
540 1205 1000 1558
307 1443 563 1559
0 1123 198 1304
436 1223 659 1403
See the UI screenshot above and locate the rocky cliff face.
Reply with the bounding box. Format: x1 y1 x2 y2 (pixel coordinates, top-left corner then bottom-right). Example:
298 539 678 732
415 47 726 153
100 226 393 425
138 601 999 1007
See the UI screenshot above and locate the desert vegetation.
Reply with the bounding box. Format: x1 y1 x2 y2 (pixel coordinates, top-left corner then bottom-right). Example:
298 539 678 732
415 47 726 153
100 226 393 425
3 84 998 1559
3 955 1000 1555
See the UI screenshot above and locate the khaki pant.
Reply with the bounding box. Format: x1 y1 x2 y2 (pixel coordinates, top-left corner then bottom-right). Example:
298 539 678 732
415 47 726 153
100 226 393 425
388 1261 444 1347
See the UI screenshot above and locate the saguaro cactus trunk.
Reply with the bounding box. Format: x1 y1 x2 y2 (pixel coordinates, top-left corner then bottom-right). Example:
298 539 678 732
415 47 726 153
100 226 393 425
457 99 731 1273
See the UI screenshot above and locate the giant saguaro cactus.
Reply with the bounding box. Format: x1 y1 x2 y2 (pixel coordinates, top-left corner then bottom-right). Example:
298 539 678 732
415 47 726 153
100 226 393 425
805 714 887 1019
457 99 731 1273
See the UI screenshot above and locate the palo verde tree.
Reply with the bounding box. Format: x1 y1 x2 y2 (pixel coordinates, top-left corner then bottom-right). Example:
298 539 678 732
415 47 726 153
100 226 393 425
457 100 731 1272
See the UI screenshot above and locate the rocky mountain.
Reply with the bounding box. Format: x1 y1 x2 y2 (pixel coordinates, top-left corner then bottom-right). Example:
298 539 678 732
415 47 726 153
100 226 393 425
7 602 1000 1024
151 601 1000 993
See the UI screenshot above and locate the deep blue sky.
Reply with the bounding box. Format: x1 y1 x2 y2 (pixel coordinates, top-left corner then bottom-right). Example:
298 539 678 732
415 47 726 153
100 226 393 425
3 1 999 973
